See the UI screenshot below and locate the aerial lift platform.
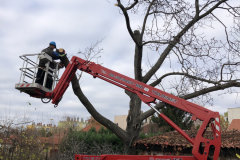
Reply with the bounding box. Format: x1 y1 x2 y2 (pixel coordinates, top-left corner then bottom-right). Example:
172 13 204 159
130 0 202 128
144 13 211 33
15 53 62 101
16 55 221 160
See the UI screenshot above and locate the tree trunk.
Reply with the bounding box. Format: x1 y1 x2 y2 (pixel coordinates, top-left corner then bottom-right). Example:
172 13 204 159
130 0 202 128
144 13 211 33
124 30 143 154
59 30 144 154
60 55 130 150
124 94 142 154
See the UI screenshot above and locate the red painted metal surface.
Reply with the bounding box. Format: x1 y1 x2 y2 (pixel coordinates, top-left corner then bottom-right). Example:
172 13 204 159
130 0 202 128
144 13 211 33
75 154 197 160
45 56 221 160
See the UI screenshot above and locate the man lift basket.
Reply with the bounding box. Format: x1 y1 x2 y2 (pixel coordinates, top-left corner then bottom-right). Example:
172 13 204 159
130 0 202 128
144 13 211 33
15 53 63 103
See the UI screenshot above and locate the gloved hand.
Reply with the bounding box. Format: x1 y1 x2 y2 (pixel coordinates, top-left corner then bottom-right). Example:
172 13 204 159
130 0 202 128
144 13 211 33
58 62 64 69
57 48 66 57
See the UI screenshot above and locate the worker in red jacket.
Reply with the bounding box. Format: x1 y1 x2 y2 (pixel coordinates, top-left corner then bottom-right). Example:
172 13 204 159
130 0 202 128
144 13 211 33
35 41 65 90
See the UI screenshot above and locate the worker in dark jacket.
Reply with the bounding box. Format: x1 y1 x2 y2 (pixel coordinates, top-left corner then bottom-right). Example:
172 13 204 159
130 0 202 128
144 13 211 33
35 41 65 90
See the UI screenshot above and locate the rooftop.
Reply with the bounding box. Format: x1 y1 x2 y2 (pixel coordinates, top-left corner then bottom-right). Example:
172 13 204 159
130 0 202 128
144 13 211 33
228 119 240 130
38 132 67 145
134 130 240 149
82 124 104 132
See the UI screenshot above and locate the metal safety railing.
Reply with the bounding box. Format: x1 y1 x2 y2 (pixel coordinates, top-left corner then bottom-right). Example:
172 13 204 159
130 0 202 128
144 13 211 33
18 53 61 91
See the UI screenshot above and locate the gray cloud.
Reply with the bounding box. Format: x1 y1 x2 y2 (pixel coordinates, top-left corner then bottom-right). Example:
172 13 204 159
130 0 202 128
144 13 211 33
0 0 239 126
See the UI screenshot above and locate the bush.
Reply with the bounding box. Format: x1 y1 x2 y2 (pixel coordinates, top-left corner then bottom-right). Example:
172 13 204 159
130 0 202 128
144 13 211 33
53 127 124 160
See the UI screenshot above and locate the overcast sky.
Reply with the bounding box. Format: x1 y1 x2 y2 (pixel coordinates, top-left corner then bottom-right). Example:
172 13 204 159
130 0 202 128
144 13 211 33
0 0 239 126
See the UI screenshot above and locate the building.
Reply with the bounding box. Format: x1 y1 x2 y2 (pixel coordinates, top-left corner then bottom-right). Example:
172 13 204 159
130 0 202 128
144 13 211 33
37 131 67 158
81 116 105 132
114 111 151 130
44 124 57 133
38 131 66 149
228 107 240 124
114 115 128 130
27 122 57 133
58 117 87 131
0 134 15 149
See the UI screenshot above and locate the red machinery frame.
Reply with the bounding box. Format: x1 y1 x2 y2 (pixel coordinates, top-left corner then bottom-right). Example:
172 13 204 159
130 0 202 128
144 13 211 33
74 155 198 160
44 56 221 160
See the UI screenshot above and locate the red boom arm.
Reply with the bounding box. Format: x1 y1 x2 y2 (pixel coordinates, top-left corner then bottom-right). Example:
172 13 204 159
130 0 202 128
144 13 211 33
45 56 221 160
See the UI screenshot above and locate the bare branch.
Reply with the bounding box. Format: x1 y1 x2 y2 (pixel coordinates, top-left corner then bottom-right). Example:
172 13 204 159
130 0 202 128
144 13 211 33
149 10 182 15
134 30 143 81
195 0 200 17
220 62 240 81
142 40 170 46
150 72 219 87
77 39 104 81
125 0 138 10
140 0 156 42
211 13 231 47
199 0 217 13
141 81 240 121
198 0 227 19
116 0 140 46
142 0 227 84
182 81 240 99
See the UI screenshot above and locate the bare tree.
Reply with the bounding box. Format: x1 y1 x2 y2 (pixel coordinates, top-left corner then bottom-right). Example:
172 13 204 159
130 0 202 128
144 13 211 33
60 0 240 154
0 106 45 159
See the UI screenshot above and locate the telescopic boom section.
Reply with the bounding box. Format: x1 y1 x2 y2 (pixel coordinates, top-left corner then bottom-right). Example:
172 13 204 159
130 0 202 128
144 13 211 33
46 56 221 160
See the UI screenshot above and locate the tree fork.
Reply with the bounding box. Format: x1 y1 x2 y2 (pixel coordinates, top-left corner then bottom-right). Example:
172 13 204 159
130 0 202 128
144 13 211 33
59 55 129 144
